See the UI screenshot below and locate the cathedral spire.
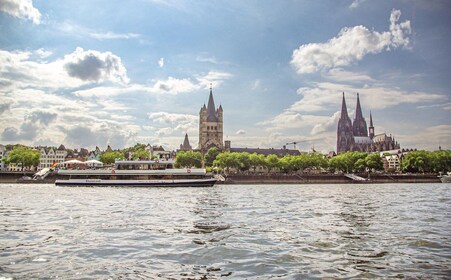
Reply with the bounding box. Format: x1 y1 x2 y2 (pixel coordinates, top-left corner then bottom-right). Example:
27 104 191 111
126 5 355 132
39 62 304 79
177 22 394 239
340 92 350 120
368 111 375 139
355 93 364 120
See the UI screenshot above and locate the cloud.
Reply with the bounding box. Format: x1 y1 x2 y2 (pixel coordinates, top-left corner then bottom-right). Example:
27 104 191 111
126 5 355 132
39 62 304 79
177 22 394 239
57 21 142 41
0 101 11 114
397 125 451 150
0 0 41 24
158 57 165 68
35 48 52 59
89 31 140 40
1 110 57 142
311 111 340 135
349 0 367 9
148 112 197 136
63 47 129 83
196 71 233 89
291 9 411 74
74 71 233 98
26 110 57 125
62 123 138 149
236 129 245 135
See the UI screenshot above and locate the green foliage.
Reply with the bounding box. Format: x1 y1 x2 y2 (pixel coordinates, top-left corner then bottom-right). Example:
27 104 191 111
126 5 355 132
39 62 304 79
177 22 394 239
401 150 451 173
175 151 202 168
265 154 280 171
100 151 125 164
204 147 220 166
131 148 150 160
3 146 40 170
249 153 266 172
328 151 381 173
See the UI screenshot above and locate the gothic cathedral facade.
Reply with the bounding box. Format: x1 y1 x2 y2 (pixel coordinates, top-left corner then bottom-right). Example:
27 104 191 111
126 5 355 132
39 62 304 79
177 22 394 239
198 87 224 151
337 93 400 153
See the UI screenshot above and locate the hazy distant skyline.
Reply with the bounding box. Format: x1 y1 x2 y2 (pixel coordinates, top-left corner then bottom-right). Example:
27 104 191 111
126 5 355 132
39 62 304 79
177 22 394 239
0 0 450 152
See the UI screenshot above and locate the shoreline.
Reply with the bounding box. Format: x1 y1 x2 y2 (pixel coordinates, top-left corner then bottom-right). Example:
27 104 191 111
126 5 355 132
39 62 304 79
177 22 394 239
0 171 441 184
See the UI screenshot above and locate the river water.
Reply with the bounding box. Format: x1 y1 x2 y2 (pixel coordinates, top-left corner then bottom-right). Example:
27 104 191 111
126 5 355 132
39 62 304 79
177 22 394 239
0 183 450 279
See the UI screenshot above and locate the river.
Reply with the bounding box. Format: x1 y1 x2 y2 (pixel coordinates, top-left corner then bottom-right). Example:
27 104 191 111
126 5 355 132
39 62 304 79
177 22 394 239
0 183 449 279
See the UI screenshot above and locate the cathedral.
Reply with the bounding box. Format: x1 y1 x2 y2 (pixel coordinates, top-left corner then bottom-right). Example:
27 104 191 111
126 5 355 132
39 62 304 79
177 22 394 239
198 86 224 151
337 93 400 153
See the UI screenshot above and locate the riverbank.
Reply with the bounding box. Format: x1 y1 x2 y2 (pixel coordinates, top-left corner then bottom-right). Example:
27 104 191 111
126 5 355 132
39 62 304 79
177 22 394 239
0 171 441 184
220 173 441 184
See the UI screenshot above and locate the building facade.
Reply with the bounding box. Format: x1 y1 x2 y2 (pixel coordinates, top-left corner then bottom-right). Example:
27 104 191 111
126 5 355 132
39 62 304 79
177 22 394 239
337 93 400 153
198 87 223 152
38 144 68 170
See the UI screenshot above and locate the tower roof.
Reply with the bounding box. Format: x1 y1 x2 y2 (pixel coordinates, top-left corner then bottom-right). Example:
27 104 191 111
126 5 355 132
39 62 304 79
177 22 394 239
206 86 218 122
181 133 192 150
340 92 350 120
369 111 374 127
354 93 364 120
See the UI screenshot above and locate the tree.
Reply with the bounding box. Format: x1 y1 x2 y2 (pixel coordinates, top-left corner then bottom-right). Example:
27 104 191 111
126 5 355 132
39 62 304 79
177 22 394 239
213 152 239 174
175 151 202 168
365 153 383 171
131 148 150 160
100 151 124 164
3 146 40 171
249 153 266 173
401 150 433 173
204 147 220 167
265 154 280 172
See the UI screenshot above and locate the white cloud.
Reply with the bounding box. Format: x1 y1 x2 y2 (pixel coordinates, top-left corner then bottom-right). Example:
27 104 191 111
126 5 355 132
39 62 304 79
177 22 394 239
148 112 197 136
35 48 52 59
63 47 129 84
397 125 451 150
0 0 41 24
58 21 142 41
251 79 261 90
349 0 367 9
89 31 140 40
236 129 245 135
196 71 233 89
158 57 165 68
291 9 411 74
311 111 340 135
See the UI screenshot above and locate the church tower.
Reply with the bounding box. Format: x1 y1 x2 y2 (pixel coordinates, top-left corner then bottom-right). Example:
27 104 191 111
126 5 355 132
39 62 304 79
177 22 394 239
198 86 224 151
337 93 354 153
179 133 192 151
352 93 368 137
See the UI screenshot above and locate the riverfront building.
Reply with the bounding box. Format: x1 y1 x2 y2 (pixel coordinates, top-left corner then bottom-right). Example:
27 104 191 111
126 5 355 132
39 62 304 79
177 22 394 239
337 93 400 153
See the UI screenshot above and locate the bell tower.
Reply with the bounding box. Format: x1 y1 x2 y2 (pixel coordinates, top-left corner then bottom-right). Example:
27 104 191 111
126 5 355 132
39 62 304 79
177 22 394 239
198 86 224 152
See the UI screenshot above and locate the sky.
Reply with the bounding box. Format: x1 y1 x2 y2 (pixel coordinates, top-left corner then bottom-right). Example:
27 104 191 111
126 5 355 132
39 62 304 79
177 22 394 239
0 0 450 153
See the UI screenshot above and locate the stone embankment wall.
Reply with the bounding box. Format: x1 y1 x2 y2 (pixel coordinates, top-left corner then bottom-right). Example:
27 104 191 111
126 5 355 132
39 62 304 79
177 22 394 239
221 173 441 184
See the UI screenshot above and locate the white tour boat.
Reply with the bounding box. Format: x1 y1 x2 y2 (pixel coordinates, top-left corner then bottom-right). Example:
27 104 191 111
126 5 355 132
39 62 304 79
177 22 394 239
55 160 222 187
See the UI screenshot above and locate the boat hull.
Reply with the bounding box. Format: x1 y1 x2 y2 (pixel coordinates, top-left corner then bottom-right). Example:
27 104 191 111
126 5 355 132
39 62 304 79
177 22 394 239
440 176 451 183
55 178 217 187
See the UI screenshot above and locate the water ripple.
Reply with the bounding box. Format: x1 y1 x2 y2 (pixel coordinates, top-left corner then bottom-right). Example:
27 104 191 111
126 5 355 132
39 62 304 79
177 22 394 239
0 183 450 279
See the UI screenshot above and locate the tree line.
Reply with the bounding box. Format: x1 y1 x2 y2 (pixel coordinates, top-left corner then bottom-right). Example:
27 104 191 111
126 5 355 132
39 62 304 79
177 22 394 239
176 148 451 174
2 145 450 174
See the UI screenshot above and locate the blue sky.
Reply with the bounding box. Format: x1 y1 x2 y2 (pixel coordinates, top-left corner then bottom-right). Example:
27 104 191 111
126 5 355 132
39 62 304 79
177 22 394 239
0 0 450 152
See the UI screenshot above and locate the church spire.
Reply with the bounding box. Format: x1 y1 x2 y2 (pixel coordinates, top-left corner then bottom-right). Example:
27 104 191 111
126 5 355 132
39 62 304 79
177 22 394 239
368 111 375 139
352 93 368 137
340 92 350 120
355 93 364 120
180 133 192 151
206 85 218 122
